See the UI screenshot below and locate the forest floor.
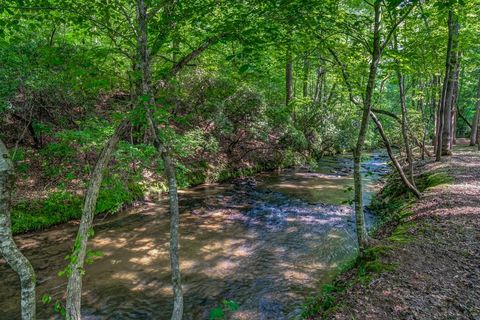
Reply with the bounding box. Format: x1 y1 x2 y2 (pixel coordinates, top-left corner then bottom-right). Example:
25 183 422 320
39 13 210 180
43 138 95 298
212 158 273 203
321 141 480 320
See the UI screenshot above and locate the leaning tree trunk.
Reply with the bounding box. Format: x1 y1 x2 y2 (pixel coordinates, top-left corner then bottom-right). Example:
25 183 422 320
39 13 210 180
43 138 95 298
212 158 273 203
370 113 421 198
470 78 480 145
136 0 183 319
0 140 36 320
65 120 129 320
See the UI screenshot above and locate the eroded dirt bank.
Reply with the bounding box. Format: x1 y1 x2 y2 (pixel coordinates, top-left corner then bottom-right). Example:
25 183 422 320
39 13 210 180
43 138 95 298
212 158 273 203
324 145 480 320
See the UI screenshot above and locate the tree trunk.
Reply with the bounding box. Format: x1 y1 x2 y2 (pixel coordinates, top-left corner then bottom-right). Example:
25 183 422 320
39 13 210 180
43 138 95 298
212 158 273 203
370 113 421 198
451 54 461 146
433 75 441 154
302 54 309 98
313 67 324 103
396 66 415 186
0 139 36 320
353 1 381 254
470 78 480 145
438 10 460 158
478 121 480 151
136 1 183 319
286 47 293 106
65 120 129 320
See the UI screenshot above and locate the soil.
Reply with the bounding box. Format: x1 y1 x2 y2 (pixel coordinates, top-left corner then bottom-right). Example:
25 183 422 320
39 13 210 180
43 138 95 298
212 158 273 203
328 141 480 320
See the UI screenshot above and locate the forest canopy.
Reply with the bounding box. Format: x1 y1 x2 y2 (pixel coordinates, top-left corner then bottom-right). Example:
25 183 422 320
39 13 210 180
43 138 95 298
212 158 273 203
1 0 480 319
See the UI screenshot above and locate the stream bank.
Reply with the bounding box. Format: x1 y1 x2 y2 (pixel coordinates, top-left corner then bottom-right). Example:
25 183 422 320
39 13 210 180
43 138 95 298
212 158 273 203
307 143 480 320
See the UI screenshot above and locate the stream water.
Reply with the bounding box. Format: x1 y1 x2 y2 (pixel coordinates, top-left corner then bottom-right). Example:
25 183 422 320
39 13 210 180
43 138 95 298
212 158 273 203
0 152 389 319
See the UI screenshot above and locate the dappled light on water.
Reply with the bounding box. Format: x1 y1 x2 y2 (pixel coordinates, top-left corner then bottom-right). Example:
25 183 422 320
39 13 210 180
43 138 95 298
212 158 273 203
0 153 388 319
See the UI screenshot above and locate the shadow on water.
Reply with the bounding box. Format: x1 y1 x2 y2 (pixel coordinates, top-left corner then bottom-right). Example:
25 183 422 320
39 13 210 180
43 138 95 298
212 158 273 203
0 152 388 319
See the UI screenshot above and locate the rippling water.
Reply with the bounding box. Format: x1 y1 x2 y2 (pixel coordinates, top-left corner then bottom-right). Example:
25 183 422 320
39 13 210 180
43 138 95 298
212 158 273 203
0 153 388 319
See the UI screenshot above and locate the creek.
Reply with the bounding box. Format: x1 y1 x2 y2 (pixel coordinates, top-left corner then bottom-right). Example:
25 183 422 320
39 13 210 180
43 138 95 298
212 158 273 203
0 152 389 319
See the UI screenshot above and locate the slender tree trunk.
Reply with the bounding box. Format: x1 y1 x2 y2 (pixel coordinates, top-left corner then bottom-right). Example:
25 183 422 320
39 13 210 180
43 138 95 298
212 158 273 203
286 47 293 106
396 69 415 185
478 122 480 151
136 1 183 319
302 54 309 98
370 113 421 198
353 1 381 254
470 78 480 145
65 120 129 320
451 54 461 146
0 139 36 320
313 67 324 103
452 105 457 145
432 75 441 153
418 81 428 160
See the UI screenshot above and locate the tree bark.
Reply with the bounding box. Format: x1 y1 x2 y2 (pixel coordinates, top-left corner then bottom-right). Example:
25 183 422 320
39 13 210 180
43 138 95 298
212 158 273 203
353 1 382 254
286 47 293 106
136 1 183 319
0 139 36 320
438 10 460 158
432 75 441 153
302 54 309 98
65 120 129 320
370 113 421 198
451 53 461 146
313 67 325 103
392 31 415 185
396 67 415 186
470 78 480 145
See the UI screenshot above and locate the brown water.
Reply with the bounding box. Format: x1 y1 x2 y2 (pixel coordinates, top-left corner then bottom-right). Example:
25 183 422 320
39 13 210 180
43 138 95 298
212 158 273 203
0 153 388 319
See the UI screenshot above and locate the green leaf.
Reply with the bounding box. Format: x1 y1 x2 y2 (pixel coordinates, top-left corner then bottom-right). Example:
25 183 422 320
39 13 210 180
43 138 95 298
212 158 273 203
209 307 224 319
223 299 239 311
41 294 52 305
238 64 251 73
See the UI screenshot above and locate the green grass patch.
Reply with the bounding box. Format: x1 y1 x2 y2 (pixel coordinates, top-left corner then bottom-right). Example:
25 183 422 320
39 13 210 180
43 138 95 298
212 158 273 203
388 222 416 244
419 172 453 190
12 175 143 234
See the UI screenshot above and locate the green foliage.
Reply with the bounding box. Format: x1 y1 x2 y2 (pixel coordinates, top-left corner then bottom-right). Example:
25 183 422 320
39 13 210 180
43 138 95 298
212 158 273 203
96 174 143 213
12 191 83 234
41 294 66 318
209 299 240 319
11 148 29 174
11 173 144 234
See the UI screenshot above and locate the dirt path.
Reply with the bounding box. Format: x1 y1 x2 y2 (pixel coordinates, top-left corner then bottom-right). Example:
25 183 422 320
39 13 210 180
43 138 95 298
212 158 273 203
328 145 480 320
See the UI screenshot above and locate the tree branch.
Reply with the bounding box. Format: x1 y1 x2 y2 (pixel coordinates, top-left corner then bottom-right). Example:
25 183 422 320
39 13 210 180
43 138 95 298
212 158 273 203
167 34 225 79
327 47 361 106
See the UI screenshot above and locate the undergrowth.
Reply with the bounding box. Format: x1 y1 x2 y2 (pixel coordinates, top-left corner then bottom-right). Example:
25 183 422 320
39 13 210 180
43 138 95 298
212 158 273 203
12 174 143 234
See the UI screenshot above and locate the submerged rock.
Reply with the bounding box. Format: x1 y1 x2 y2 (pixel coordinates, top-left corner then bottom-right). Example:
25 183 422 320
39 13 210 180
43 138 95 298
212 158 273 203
232 177 257 189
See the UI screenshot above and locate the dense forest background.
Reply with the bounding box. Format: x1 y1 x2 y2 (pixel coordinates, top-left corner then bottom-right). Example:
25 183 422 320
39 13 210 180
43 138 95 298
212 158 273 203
1 0 480 319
